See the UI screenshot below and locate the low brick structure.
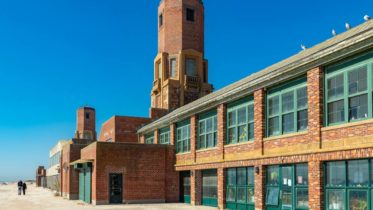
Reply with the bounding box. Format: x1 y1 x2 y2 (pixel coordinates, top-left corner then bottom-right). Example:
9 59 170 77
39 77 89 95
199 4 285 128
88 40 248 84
78 142 179 205
35 166 46 187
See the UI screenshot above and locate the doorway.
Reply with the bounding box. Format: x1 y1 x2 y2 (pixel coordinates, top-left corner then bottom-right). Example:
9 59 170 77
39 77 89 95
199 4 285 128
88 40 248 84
180 171 191 203
109 173 123 204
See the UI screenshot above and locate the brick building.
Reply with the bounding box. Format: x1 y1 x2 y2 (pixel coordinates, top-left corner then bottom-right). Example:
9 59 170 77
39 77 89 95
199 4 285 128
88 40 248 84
39 0 373 209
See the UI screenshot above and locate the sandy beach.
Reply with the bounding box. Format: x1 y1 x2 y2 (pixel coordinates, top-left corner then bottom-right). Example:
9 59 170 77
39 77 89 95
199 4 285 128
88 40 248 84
0 182 214 210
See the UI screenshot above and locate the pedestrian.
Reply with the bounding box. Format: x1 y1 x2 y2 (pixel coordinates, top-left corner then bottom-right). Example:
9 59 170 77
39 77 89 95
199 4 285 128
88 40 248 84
22 182 27 195
17 180 23 195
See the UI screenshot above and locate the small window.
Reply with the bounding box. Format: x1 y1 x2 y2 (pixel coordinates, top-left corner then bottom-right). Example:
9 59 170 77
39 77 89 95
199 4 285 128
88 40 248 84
185 58 197 76
159 14 163 27
186 8 195 22
170 58 177 78
85 113 90 119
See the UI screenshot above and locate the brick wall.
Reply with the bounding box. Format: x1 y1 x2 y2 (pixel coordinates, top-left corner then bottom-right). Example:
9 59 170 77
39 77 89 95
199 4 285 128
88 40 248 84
80 142 179 204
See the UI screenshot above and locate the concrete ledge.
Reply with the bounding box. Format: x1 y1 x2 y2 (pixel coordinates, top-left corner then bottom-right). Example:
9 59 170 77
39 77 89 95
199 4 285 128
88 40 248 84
93 199 165 205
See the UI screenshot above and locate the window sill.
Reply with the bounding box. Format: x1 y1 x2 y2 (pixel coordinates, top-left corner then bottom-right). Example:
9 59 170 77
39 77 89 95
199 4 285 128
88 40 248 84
224 140 254 148
264 131 308 141
196 147 217 153
322 119 373 131
176 151 191 155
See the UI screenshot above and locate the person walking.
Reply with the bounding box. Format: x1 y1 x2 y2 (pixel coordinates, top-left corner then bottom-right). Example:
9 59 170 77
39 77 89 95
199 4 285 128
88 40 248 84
22 182 27 195
17 180 23 195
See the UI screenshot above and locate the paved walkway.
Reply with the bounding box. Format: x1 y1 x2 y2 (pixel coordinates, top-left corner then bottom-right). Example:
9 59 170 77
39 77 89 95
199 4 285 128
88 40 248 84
0 182 216 210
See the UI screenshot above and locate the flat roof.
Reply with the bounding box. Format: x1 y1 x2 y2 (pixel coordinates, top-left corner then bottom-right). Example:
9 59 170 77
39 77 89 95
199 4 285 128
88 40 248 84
138 20 373 134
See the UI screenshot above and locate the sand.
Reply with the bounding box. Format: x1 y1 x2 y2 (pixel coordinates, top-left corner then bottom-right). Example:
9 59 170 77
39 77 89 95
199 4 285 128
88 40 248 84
0 183 214 210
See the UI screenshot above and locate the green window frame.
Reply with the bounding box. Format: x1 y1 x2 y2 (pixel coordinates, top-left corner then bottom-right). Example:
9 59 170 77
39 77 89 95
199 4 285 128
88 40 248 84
265 164 309 209
159 127 170 145
325 51 373 126
176 120 191 153
226 167 255 210
324 159 373 210
145 133 154 144
226 96 254 145
198 110 217 150
266 77 308 137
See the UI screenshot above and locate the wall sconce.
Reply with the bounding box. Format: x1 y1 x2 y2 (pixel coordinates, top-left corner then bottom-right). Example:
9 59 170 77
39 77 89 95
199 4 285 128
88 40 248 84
255 166 260 174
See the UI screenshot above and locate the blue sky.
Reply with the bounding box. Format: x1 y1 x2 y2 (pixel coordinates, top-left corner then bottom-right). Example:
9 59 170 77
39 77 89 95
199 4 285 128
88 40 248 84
0 0 371 181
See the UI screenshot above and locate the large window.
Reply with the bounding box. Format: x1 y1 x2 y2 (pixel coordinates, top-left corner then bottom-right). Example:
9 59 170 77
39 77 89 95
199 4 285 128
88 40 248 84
176 120 190 153
227 97 254 144
170 58 177 78
159 127 170 145
198 110 217 150
226 167 255 210
145 133 154 144
325 159 373 210
185 58 197 76
325 52 373 126
267 77 308 137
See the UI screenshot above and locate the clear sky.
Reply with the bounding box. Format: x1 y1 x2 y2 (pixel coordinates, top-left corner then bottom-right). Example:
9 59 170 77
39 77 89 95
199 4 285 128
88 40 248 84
0 0 372 181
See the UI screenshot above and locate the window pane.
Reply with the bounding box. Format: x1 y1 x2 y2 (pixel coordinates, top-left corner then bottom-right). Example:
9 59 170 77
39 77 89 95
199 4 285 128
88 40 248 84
281 166 292 187
297 110 308 131
226 187 236 202
247 187 255 204
238 125 247 142
267 166 279 185
348 66 367 95
296 188 309 209
349 94 368 121
170 58 177 77
328 74 344 100
247 167 254 185
207 133 213 148
327 161 346 186
237 187 246 203
349 190 367 210
297 87 308 109
185 58 197 76
348 159 369 187
327 190 345 210
248 104 254 122
296 164 308 186
199 121 205 134
213 116 217 132
237 168 246 185
227 168 236 185
206 118 213 133
228 111 236 126
199 136 205 149
248 123 254 140
281 188 292 207
237 107 247 124
282 113 294 133
268 96 279 116
266 187 279 205
269 117 279 136
282 91 294 112
228 128 236 143
328 100 345 124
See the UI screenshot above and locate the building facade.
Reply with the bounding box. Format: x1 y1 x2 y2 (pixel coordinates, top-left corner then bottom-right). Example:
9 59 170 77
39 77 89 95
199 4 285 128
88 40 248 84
46 140 68 191
38 0 373 209
138 11 373 210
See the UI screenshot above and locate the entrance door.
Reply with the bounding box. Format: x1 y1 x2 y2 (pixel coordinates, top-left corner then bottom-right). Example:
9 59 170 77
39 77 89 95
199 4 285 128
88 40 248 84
78 165 92 204
266 164 309 210
109 173 123 204
180 171 191 203
202 169 218 207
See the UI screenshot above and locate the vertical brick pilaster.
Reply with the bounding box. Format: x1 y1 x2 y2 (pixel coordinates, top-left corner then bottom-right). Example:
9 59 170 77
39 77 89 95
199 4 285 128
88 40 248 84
217 104 226 160
191 115 197 162
254 165 266 210
191 170 202 205
170 123 176 145
254 89 266 155
218 167 226 210
308 160 323 210
154 129 159 144
139 135 145 144
307 67 324 148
